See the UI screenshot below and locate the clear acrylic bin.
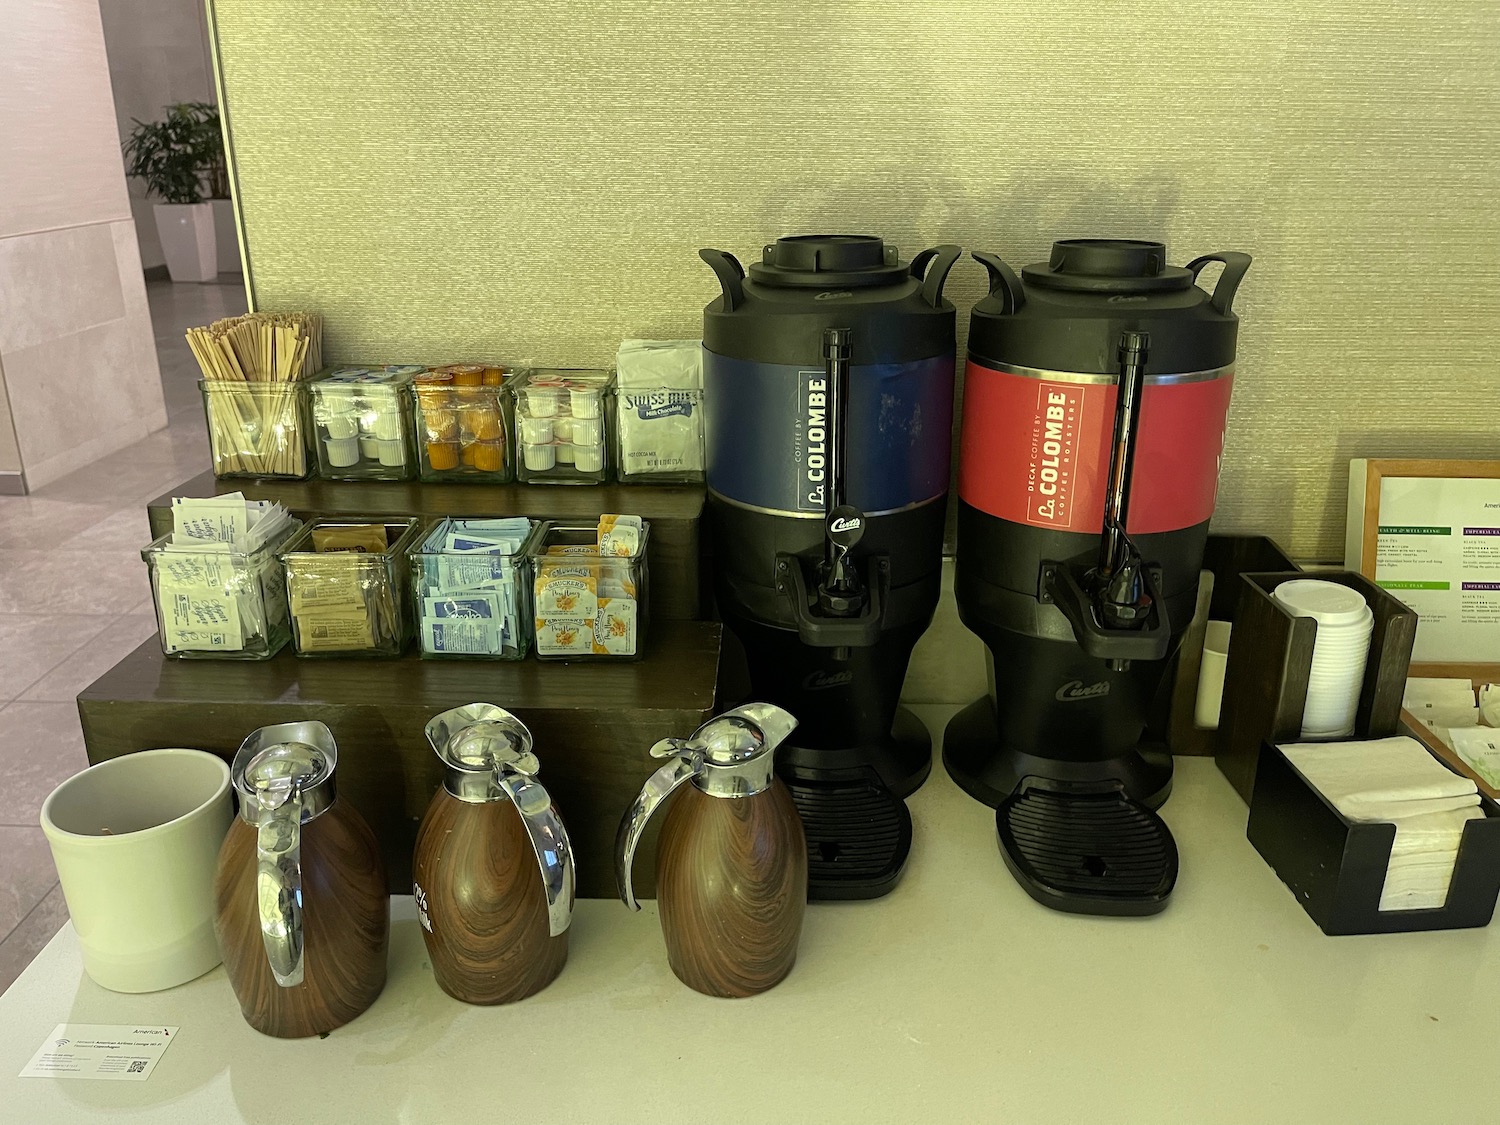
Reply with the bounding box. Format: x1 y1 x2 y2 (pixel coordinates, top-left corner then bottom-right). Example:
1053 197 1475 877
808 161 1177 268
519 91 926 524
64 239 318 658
511 368 614 484
309 366 423 481
141 520 305 659
200 379 313 479
411 517 541 659
613 385 705 483
529 519 649 661
408 367 516 483
279 518 423 657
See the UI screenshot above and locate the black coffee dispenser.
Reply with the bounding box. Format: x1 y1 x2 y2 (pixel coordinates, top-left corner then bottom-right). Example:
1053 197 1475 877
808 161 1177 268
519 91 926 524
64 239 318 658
944 239 1250 916
700 235 960 899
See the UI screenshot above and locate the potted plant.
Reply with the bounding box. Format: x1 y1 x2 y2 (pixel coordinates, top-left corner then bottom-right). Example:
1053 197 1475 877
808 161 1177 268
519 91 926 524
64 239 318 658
123 103 224 281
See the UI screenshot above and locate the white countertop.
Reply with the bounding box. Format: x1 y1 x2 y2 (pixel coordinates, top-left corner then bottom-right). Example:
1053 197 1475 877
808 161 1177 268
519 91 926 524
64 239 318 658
3 704 1496 1125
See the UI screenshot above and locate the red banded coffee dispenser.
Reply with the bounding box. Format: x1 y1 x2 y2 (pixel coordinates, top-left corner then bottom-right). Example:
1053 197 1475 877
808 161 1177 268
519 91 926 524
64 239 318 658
944 239 1250 916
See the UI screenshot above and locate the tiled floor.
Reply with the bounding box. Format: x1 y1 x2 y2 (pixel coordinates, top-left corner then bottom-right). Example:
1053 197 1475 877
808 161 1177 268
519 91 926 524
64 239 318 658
0 278 246 994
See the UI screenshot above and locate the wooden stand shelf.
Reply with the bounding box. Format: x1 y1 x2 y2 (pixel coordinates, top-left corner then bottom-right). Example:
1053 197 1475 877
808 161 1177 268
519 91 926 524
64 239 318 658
77 621 723 899
147 471 707 619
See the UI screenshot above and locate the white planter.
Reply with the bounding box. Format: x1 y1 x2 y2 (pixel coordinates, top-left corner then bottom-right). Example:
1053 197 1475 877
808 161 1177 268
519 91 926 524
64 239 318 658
210 198 242 275
154 202 218 282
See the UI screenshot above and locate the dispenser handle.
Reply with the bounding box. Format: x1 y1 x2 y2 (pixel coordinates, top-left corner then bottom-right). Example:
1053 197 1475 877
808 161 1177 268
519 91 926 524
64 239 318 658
496 768 575 937
254 792 305 988
616 748 702 911
972 251 1026 314
1185 252 1252 316
909 244 962 309
699 249 746 312
823 327 851 515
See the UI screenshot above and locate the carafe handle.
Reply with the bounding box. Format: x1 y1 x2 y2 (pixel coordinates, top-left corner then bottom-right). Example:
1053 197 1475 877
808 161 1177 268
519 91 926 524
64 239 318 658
615 743 702 911
495 768 576 937
255 791 305 988
1185 251 1252 316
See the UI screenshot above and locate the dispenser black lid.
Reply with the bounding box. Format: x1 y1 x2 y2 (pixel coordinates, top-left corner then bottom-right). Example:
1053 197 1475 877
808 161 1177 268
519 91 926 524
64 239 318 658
1022 239 1195 295
967 240 1252 375
747 235 910 288
701 236 960 366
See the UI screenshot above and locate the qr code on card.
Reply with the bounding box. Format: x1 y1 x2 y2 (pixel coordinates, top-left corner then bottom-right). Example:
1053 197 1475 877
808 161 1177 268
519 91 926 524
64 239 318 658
128 1060 147 1074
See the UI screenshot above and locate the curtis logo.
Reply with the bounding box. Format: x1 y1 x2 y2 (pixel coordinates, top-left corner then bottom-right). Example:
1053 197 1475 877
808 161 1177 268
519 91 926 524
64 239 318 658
1055 679 1110 701
803 670 854 691
830 516 862 534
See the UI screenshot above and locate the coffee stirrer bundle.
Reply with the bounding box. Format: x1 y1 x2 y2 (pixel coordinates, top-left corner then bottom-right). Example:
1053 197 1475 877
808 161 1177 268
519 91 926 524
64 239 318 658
187 312 324 476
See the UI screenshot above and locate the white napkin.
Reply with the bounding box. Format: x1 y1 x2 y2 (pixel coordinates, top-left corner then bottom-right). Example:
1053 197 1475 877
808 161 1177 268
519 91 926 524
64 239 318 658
1280 737 1485 913
1280 736 1479 814
1388 806 1486 857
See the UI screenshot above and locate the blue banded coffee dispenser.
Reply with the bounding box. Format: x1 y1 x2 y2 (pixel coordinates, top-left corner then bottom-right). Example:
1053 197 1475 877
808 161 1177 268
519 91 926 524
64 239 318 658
699 235 959 899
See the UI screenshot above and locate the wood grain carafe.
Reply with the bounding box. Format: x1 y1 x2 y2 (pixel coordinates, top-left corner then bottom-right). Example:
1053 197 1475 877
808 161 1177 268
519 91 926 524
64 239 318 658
214 722 388 1038
617 703 806 998
412 704 574 1004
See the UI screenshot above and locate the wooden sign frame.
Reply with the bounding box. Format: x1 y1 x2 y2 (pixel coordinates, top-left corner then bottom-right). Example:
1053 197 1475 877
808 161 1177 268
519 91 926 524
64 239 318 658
1348 459 1500 790
1346 457 1500 679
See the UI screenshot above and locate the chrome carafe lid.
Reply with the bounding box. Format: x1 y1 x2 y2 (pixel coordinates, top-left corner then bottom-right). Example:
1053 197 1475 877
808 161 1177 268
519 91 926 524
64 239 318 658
232 721 337 826
615 703 798 910
231 721 344 989
424 703 575 936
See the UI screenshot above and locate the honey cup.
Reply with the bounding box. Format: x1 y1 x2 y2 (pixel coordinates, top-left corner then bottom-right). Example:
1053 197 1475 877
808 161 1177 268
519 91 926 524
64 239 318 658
482 366 508 386
466 405 502 441
426 441 460 471
471 440 504 473
460 442 479 466
425 407 460 442
451 365 485 386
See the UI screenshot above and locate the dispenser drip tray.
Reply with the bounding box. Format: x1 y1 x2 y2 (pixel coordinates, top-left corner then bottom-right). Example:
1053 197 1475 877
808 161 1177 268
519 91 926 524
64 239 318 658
787 778 912 901
996 784 1178 916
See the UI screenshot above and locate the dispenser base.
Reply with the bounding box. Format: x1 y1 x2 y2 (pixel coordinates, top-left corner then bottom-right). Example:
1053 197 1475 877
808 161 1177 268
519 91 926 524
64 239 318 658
779 707 931 901
996 786 1178 916
943 696 1179 916
941 696 1173 810
777 705 932 798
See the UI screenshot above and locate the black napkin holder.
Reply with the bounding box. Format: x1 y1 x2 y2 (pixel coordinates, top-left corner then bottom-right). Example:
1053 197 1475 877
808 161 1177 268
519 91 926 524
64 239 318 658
1247 741 1500 935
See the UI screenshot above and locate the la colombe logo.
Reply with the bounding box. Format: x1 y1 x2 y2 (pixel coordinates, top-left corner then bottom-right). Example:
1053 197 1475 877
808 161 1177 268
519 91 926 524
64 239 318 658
414 882 433 932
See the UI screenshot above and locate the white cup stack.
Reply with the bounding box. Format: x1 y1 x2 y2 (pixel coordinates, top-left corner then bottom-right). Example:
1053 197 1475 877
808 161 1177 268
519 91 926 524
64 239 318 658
1272 579 1374 740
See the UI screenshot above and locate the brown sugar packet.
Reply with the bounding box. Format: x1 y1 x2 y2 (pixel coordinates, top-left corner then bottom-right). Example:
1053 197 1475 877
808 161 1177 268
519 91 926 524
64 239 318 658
312 523 389 553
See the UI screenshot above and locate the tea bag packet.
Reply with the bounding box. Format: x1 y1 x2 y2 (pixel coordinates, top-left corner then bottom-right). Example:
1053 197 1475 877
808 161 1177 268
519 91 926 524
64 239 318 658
153 495 297 654
614 340 704 481
1448 726 1500 789
1403 677 1484 749
1482 684 1500 728
414 517 533 657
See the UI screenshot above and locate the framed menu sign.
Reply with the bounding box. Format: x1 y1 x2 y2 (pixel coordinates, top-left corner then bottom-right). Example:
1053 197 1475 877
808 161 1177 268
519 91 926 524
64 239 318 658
1346 459 1500 665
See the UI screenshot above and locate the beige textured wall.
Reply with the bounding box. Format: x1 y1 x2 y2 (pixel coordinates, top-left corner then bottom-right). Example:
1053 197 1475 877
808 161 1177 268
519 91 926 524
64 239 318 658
0 0 166 491
212 0 1500 561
